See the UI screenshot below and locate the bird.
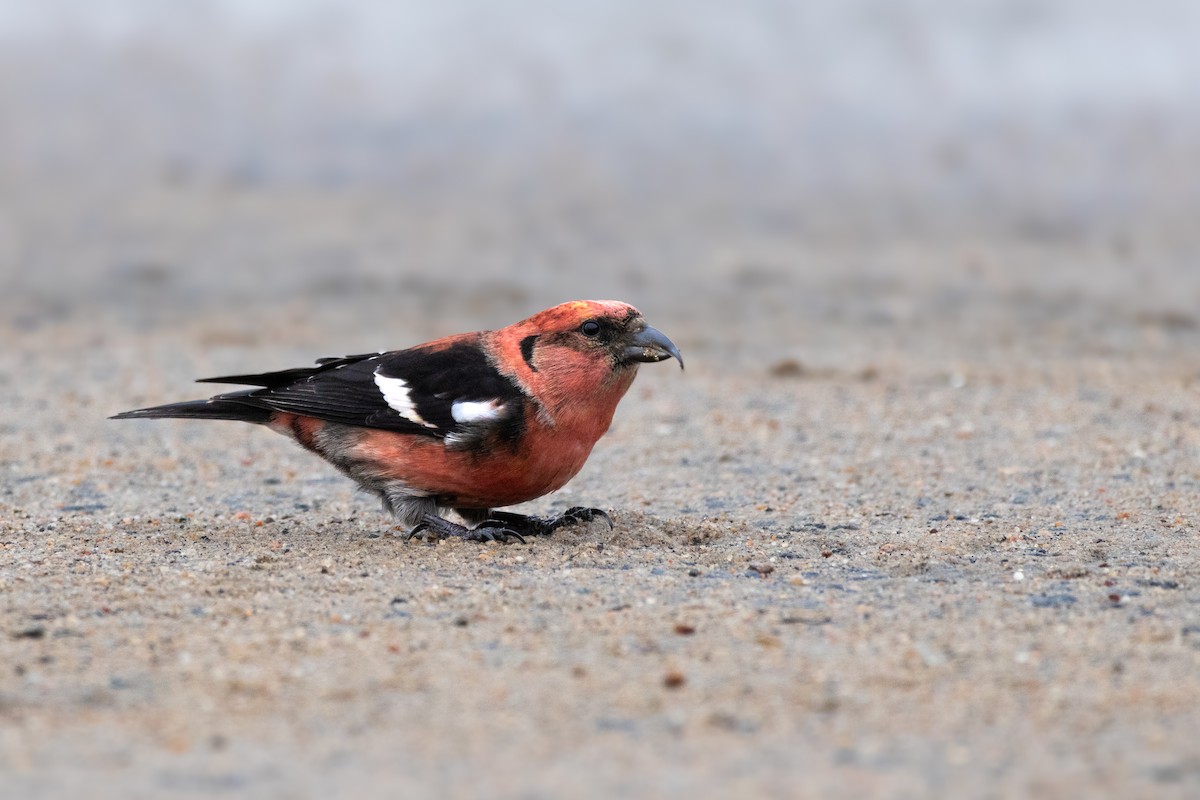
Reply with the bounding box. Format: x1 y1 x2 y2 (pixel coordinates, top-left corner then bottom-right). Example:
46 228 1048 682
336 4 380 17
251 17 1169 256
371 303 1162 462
112 300 683 542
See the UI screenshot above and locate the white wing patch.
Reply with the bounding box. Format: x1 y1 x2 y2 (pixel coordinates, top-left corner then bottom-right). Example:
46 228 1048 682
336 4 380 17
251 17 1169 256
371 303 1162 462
451 399 506 424
373 372 436 428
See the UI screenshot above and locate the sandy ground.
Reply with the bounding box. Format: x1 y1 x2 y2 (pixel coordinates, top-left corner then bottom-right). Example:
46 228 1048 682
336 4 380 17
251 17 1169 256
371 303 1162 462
4 6 1200 797
3 180 1200 799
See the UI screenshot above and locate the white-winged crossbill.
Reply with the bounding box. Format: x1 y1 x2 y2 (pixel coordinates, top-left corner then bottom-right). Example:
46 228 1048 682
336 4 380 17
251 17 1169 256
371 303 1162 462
113 300 683 542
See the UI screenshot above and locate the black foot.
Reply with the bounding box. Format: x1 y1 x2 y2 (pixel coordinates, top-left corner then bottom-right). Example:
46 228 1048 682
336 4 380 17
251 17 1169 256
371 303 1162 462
408 514 526 544
484 506 613 537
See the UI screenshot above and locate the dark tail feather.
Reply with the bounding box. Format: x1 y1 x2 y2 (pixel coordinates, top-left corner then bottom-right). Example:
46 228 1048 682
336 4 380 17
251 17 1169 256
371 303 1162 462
195 353 379 388
195 369 318 388
110 392 273 424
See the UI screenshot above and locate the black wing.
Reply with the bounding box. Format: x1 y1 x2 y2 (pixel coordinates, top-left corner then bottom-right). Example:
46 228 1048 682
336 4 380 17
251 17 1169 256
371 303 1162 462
199 341 528 446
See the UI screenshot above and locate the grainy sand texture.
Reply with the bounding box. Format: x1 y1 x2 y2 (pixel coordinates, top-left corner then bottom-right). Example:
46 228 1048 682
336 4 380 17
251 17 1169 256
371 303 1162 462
3 4 1200 798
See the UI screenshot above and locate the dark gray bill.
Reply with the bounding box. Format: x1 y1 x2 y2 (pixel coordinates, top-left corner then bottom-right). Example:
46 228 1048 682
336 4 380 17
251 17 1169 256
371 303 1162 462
624 325 684 369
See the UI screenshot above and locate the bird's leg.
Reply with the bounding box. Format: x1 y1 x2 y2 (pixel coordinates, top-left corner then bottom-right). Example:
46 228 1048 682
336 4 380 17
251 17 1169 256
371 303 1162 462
408 512 526 544
481 506 613 537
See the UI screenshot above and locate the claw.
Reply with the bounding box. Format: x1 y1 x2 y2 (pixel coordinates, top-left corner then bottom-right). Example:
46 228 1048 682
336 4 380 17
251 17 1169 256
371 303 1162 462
473 520 526 544
405 515 525 544
455 506 614 541
555 506 613 531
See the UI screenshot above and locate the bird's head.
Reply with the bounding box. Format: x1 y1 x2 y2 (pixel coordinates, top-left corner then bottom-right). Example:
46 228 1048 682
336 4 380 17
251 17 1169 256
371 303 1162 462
518 300 683 372
492 300 682 413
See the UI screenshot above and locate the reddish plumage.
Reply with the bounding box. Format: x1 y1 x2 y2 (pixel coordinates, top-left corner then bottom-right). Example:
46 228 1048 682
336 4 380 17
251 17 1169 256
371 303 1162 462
113 300 682 542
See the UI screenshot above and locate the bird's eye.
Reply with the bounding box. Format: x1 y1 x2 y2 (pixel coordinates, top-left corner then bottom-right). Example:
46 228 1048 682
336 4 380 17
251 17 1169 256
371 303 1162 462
580 320 601 337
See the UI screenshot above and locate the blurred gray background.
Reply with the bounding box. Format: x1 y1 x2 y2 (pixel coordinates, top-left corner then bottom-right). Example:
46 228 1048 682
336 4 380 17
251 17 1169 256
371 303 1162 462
3 0 1199 342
